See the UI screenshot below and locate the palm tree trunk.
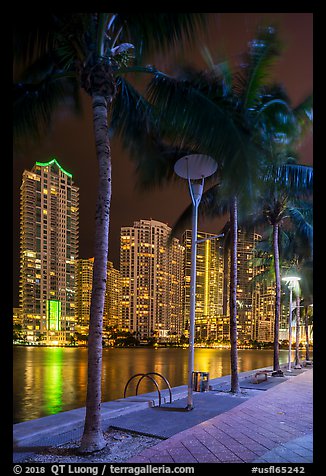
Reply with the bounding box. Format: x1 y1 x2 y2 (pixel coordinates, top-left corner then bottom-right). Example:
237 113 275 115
229 196 240 393
304 306 311 362
294 294 301 367
80 94 112 453
272 222 283 375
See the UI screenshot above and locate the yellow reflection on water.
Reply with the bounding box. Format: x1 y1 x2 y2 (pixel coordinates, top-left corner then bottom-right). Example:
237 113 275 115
14 347 305 423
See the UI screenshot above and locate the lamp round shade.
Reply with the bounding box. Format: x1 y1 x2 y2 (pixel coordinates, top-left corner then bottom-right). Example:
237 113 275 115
174 154 217 180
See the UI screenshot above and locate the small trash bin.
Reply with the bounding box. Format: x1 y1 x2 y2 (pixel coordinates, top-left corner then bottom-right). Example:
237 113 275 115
192 371 209 392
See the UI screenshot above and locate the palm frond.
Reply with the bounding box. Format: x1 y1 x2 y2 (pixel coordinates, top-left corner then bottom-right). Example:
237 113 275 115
292 94 313 139
199 184 231 218
254 97 297 143
14 13 91 69
147 73 229 156
254 232 273 251
117 13 207 59
235 25 282 111
287 207 313 251
278 228 293 258
111 77 191 189
96 13 110 56
262 162 313 195
251 265 275 288
13 13 59 66
169 183 230 241
276 164 313 194
13 63 80 143
174 66 229 102
147 72 263 191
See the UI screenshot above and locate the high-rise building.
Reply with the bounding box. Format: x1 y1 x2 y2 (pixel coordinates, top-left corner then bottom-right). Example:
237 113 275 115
75 258 122 331
105 261 122 329
120 219 184 341
13 307 23 327
181 230 224 340
236 229 262 341
252 279 275 342
19 158 79 344
223 229 262 343
75 258 93 329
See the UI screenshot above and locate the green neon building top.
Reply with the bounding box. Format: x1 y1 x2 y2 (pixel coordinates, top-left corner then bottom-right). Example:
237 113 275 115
35 157 72 178
47 299 61 331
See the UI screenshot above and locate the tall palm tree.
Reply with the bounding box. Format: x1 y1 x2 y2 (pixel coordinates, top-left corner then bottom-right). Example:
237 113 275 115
283 204 313 364
249 202 312 369
302 277 313 362
13 12 207 453
279 224 313 368
139 26 294 393
300 259 313 362
172 79 313 380
247 164 312 374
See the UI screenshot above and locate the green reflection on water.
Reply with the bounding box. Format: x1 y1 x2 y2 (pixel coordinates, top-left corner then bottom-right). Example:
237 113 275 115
42 348 63 415
14 347 310 423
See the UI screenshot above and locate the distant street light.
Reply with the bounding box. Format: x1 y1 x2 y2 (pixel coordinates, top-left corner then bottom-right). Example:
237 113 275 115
174 154 218 410
282 275 301 372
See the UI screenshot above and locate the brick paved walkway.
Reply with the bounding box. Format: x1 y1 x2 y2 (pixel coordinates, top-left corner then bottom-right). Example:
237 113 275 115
127 368 313 464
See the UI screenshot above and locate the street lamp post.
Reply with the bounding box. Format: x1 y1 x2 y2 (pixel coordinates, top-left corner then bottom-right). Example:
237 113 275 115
282 276 301 372
174 154 217 410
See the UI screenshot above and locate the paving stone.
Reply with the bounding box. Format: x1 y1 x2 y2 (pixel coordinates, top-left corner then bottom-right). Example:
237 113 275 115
127 368 313 464
167 445 198 463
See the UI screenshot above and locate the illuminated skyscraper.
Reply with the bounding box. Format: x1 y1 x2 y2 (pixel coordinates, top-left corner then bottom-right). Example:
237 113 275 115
236 229 262 341
252 280 275 342
19 158 79 344
105 261 122 329
120 219 184 341
13 307 23 327
222 229 262 342
75 258 122 330
181 230 224 340
75 258 93 328
225 229 262 342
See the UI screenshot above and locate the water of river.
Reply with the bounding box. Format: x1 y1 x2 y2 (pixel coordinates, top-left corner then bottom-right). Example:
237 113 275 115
13 346 297 423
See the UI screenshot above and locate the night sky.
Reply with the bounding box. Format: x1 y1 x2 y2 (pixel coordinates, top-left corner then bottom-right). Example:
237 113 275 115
12 13 313 307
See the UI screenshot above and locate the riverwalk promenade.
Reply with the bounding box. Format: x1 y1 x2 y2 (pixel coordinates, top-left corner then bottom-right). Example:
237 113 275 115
128 366 313 464
13 364 313 465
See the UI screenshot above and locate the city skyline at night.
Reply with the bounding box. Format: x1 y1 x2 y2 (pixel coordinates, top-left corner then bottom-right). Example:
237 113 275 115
16 157 311 346
13 13 313 309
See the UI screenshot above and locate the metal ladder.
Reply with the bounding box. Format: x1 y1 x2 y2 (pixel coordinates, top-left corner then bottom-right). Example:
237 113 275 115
123 372 172 407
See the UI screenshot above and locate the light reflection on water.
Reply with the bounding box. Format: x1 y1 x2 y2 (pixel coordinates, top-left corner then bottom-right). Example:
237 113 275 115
13 346 300 423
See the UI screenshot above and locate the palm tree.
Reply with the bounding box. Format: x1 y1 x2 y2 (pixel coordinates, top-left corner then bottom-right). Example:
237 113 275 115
302 288 313 362
279 224 313 368
249 203 312 372
281 217 313 365
139 26 295 393
250 160 313 375
13 12 206 453
300 262 313 362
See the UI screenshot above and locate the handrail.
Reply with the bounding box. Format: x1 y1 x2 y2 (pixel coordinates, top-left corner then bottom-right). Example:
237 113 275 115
135 372 172 404
123 371 173 407
123 373 145 398
123 373 162 406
